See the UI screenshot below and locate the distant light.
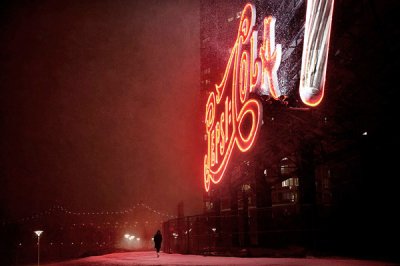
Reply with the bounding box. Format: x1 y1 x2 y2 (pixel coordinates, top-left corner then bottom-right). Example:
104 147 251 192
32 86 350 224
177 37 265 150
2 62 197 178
34 230 43 237
136 238 140 241
129 236 135 240
362 131 368 136
124 234 130 239
212 228 217 232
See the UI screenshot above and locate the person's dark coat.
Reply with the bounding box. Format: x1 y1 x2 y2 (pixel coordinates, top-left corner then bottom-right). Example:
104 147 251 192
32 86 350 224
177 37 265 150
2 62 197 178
154 230 162 252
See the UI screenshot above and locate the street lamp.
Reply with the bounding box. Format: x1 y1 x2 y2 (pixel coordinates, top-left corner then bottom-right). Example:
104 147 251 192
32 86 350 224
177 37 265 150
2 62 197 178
34 230 43 266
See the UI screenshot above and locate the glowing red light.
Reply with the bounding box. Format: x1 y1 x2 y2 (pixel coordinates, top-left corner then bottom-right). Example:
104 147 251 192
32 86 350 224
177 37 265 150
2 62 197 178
204 3 282 192
203 2 333 191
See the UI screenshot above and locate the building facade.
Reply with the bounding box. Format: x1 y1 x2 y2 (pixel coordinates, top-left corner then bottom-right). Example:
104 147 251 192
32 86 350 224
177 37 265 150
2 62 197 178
163 0 399 260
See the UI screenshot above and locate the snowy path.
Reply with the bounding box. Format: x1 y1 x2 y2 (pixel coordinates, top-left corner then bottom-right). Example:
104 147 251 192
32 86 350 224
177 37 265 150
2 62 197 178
38 251 398 266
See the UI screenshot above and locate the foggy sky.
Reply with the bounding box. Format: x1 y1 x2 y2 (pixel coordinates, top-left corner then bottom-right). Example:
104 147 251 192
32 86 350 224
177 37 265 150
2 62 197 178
0 0 203 220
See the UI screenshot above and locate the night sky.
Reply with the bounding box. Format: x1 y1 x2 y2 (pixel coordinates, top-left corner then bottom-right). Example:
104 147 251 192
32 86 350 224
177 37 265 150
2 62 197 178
0 0 203 221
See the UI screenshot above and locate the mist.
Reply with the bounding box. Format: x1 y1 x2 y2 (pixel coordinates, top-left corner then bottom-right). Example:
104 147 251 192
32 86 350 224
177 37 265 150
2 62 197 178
0 0 203 220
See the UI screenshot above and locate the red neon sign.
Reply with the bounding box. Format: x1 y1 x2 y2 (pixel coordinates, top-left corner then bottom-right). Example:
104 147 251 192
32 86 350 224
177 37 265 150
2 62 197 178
203 4 282 192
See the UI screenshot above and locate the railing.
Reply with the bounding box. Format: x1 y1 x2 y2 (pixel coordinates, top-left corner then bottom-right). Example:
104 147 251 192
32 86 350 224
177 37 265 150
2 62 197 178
162 204 331 256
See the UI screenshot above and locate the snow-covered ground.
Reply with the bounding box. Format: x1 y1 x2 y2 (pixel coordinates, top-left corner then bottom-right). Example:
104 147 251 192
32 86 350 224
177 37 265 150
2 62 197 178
39 251 398 266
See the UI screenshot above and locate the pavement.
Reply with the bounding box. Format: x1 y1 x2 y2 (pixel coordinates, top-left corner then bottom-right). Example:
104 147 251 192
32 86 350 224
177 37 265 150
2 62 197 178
36 251 399 266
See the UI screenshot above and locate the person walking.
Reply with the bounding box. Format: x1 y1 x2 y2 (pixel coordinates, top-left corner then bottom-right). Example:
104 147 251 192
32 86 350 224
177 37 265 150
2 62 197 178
153 230 162 257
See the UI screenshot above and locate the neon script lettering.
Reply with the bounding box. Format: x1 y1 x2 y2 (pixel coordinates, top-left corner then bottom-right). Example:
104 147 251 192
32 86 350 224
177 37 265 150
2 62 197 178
204 4 282 192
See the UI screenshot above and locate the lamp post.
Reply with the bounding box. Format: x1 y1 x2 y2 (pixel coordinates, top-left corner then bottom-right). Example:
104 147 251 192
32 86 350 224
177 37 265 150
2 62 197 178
34 230 43 266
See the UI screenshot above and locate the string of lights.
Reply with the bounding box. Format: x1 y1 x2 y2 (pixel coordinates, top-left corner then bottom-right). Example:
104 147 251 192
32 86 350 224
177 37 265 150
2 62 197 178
16 202 177 223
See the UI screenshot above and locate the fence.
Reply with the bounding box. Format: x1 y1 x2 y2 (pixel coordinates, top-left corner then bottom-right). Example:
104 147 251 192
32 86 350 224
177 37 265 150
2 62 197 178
162 204 332 256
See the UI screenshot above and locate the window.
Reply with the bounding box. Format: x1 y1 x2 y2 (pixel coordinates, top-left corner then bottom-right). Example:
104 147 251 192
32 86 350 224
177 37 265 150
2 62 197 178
282 177 299 187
